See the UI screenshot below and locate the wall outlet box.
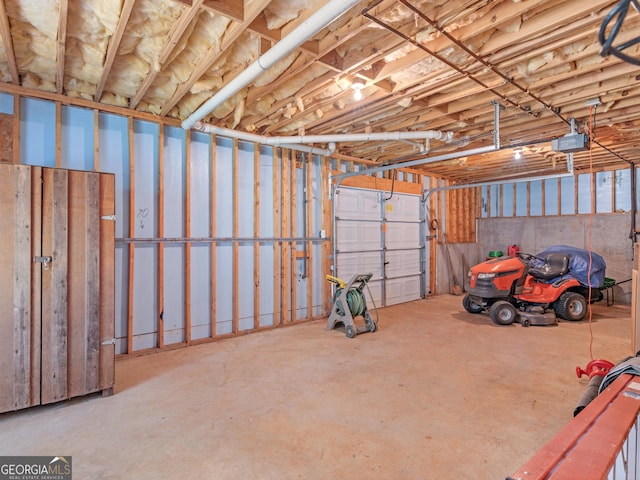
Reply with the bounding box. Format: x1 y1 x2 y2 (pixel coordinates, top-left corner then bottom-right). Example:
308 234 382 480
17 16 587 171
551 133 589 153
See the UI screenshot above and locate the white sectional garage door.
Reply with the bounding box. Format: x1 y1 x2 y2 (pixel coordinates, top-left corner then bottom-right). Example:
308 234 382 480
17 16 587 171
335 187 423 307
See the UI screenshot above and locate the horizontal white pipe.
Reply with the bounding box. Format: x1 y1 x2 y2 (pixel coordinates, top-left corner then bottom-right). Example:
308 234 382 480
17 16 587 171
182 0 361 130
194 122 456 145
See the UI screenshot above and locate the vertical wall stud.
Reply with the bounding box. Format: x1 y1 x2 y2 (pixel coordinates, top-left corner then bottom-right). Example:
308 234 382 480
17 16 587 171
321 157 331 315
281 149 290 323
290 151 297 322
12 94 20 164
272 147 281 324
127 117 135 354
209 135 217 337
429 176 437 296
157 125 165 349
253 144 260 329
55 103 62 168
232 138 239 333
93 109 100 172
185 132 192 344
306 152 313 319
574 175 578 214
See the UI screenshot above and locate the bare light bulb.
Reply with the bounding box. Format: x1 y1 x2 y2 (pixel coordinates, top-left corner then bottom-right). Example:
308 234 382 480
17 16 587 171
353 88 363 101
514 150 522 160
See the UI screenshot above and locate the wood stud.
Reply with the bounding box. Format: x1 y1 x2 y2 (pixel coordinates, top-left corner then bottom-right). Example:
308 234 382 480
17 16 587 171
253 144 260 330
157 126 165 349
185 132 192 344
209 135 217 338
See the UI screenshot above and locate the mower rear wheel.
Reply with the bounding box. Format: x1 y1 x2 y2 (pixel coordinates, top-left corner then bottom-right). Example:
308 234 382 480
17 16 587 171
489 301 517 326
554 292 587 321
463 294 483 314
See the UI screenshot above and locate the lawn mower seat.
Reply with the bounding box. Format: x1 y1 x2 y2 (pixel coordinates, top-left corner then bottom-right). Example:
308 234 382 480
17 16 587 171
529 253 569 280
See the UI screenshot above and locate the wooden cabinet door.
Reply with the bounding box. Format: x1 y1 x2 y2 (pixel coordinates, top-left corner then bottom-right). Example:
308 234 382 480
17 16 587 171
0 165 115 412
0 164 38 412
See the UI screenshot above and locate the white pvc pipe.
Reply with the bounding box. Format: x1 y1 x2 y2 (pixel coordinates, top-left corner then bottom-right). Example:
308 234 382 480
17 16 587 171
181 0 362 130
193 122 456 145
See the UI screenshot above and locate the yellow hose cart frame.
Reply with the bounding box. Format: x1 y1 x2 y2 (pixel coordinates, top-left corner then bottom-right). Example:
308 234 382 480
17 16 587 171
326 273 377 338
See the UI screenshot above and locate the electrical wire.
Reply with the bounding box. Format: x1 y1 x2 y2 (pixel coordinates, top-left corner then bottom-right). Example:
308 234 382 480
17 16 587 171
599 0 640 66
587 105 596 360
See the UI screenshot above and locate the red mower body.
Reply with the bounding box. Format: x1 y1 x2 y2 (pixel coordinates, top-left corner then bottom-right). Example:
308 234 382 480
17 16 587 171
464 253 603 326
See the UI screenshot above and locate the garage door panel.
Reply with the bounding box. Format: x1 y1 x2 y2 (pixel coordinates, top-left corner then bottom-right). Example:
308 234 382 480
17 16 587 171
385 250 420 278
336 252 383 281
361 280 382 308
336 188 380 220
385 194 420 222
386 276 420 306
336 220 380 252
385 222 419 249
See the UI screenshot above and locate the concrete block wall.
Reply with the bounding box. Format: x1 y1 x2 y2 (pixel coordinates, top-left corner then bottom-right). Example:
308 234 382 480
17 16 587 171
478 214 633 304
437 214 634 305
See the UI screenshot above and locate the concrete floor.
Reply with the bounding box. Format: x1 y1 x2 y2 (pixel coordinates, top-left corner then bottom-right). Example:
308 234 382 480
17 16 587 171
0 295 632 479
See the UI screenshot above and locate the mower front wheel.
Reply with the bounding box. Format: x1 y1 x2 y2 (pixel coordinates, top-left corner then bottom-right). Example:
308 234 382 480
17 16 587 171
463 294 484 314
489 301 518 326
554 292 587 321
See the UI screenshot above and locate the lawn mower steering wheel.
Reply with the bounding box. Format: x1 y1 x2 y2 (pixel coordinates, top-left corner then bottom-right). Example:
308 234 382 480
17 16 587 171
517 252 536 262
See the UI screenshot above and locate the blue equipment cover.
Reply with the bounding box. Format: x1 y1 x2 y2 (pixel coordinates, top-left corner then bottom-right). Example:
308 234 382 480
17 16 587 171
532 245 606 288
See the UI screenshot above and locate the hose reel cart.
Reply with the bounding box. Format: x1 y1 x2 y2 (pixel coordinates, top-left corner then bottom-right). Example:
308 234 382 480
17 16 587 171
326 273 377 338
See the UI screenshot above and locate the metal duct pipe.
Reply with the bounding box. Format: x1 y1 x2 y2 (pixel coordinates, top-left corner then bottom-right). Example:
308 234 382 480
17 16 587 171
182 0 361 130
193 122 456 145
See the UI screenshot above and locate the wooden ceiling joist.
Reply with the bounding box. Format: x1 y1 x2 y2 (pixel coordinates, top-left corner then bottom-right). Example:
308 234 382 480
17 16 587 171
94 0 135 102
0 0 19 84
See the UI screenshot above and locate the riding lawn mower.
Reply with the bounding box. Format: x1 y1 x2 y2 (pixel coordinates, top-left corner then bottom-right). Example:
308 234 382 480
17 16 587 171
463 245 606 326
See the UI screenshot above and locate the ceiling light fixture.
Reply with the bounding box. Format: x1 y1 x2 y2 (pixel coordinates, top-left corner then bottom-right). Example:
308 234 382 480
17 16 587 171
514 149 522 160
351 78 365 100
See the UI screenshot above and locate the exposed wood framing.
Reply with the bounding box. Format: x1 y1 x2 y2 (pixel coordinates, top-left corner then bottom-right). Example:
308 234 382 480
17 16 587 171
306 152 313 319
291 151 297 322
321 157 331 314
56 0 68 94
232 138 239 333
209 135 217 337
55 103 62 168
272 146 281 325
132 0 204 109
428 176 437 295
160 0 271 116
0 1 19 84
185 132 192 343
94 0 135 101
281 149 290 324
0 83 181 127
173 0 244 22
157 126 165 348
253 143 260 329
12 95 19 164
335 172 423 195
127 117 135 354
93 110 100 171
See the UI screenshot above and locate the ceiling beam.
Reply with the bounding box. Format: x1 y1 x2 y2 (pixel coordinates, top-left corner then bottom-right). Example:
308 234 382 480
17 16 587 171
0 0 19 84
56 0 68 94
160 0 271 116
131 0 203 109
95 0 136 102
173 0 243 22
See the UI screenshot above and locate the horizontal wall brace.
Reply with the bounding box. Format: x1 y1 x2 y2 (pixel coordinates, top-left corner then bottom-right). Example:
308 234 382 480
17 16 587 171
115 236 329 244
